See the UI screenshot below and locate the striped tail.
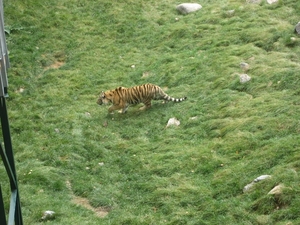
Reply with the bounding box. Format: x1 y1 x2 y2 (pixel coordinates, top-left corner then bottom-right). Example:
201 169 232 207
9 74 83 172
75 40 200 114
163 95 187 102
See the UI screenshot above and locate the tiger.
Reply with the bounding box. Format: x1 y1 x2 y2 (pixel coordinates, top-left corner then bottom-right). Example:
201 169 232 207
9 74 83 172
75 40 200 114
97 83 187 113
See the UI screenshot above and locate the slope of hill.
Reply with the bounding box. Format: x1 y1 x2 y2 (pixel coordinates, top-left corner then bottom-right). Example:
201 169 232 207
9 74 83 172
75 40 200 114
2 0 300 224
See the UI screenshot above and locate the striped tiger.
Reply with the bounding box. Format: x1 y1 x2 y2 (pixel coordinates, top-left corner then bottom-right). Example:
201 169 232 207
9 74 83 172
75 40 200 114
97 83 187 113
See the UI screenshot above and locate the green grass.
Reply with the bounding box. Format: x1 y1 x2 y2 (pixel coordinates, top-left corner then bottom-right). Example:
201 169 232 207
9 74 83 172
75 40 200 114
1 0 300 224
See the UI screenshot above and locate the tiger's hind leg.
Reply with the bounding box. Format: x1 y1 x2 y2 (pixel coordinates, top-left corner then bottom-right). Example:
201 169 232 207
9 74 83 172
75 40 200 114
139 99 152 110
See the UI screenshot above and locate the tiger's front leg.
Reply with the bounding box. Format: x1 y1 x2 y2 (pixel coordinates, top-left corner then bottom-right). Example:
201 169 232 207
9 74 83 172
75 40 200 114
108 104 124 114
109 101 128 114
121 104 130 113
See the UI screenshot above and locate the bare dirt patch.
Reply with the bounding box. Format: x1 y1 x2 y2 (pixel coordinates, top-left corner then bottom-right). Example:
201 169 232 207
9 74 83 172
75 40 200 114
72 196 110 218
66 180 110 218
44 61 65 70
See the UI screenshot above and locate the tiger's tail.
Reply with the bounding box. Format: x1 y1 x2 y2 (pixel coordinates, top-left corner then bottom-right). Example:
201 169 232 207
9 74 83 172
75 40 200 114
156 87 186 102
163 94 187 102
144 83 187 103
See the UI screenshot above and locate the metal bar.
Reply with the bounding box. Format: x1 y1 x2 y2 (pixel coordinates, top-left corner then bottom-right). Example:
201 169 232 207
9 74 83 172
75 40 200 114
0 34 7 97
7 189 16 225
0 0 8 97
14 193 23 225
0 97 23 225
0 185 7 225
0 143 17 187
0 97 17 190
0 62 4 97
0 0 23 223
0 0 9 70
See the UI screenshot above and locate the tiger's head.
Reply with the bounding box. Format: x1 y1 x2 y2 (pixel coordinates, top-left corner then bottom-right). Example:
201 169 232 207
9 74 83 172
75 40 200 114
97 87 126 106
97 91 112 105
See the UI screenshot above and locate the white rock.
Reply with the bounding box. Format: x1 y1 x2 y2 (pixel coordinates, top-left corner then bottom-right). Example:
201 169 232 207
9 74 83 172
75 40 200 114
226 10 235 17
243 175 272 193
176 3 202 15
267 0 278 4
295 22 300 35
243 182 255 193
239 74 251 83
254 175 272 182
41 210 55 221
166 118 180 127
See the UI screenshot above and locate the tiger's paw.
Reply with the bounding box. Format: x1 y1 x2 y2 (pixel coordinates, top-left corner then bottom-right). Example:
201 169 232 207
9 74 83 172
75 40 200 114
118 110 128 114
139 106 151 111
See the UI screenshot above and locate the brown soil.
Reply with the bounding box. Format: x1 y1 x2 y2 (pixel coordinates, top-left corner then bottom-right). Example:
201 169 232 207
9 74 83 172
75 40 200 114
66 180 110 218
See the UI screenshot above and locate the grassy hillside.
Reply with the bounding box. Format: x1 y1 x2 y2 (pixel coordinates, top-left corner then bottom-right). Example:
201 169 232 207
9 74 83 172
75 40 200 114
1 0 300 224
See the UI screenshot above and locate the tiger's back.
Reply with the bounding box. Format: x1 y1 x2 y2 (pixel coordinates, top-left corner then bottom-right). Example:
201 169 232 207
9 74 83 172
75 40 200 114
97 83 187 113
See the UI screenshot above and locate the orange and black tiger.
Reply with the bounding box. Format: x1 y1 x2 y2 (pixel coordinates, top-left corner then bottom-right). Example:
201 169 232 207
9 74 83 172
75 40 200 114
97 83 187 113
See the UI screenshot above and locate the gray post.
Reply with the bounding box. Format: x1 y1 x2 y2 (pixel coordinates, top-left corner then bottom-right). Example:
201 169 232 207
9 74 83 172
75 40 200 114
0 0 23 224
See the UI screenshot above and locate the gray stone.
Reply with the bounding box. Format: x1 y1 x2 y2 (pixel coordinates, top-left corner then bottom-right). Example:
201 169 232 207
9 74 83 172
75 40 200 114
166 117 180 127
41 210 55 221
268 184 284 195
243 175 272 193
295 22 300 35
240 62 250 72
243 182 255 193
239 74 251 83
254 174 272 182
267 0 278 4
226 10 235 17
176 3 202 15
